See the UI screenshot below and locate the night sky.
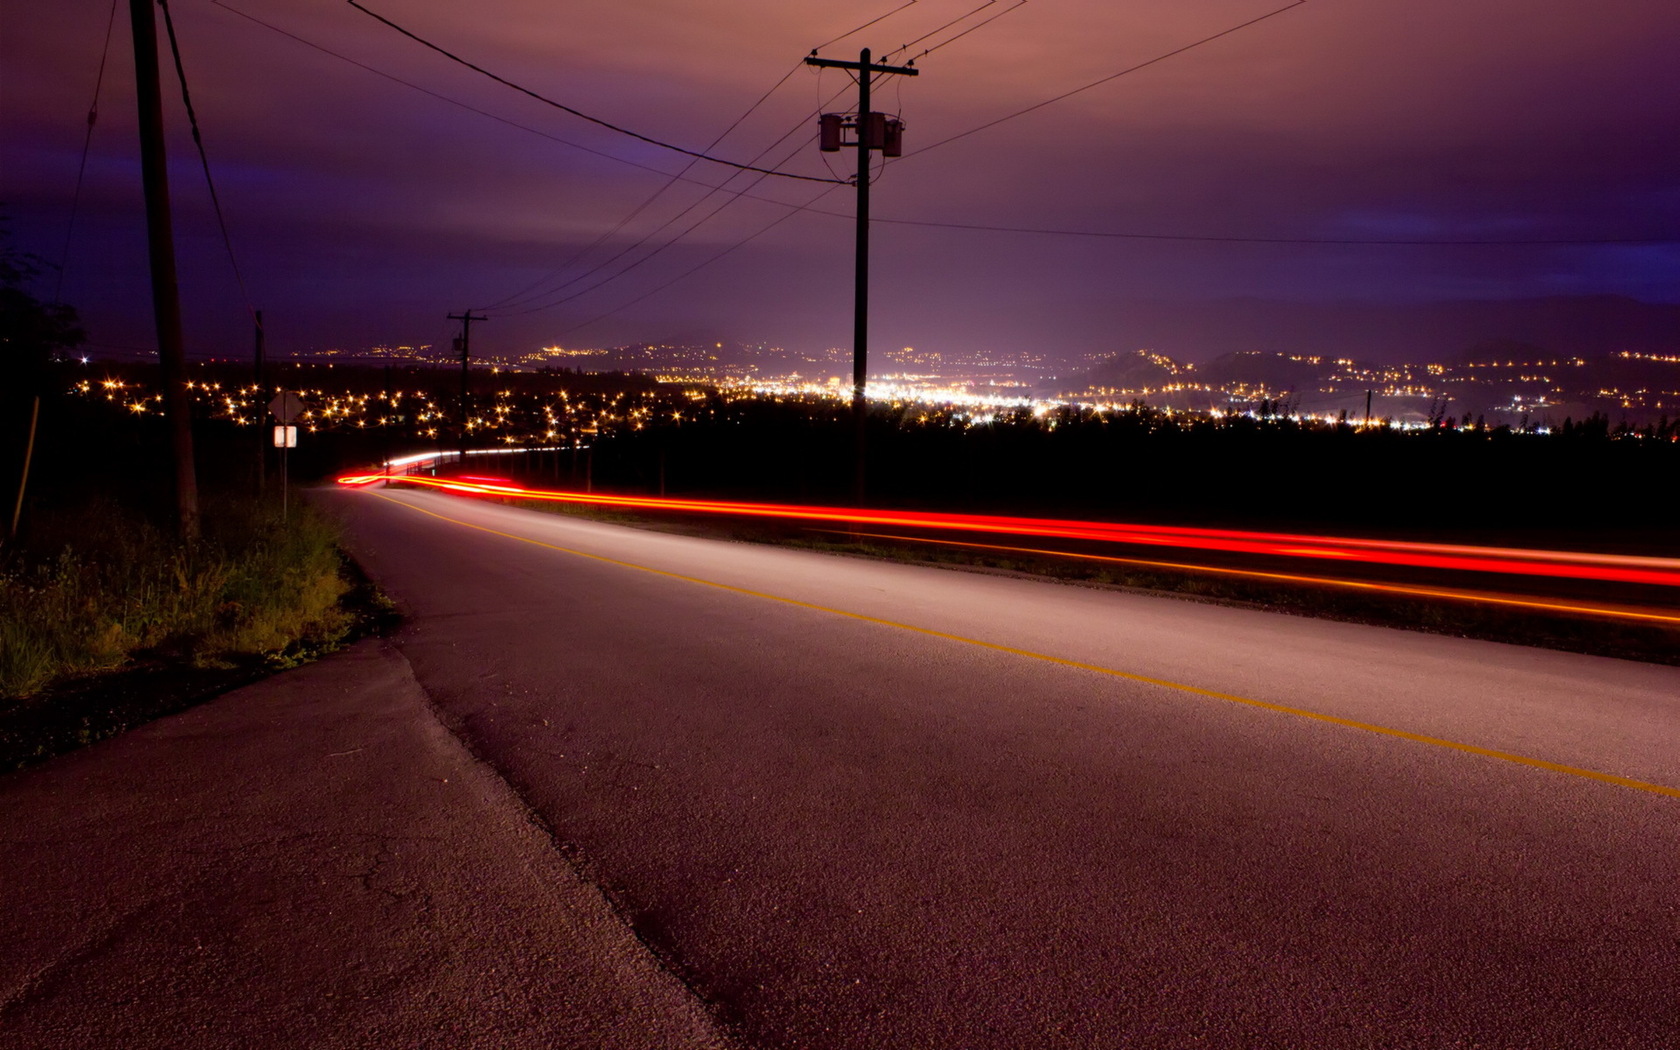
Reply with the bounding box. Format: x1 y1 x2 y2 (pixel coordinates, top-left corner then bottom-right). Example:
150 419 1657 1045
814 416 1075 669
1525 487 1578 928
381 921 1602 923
5 0 1678 365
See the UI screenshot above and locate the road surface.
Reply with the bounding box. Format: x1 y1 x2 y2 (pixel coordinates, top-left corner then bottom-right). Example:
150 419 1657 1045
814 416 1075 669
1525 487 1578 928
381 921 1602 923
0 640 732 1050
323 485 1680 1049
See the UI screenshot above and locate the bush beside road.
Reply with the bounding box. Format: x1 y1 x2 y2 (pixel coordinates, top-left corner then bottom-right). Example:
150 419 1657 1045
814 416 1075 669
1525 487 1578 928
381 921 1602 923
0 491 391 771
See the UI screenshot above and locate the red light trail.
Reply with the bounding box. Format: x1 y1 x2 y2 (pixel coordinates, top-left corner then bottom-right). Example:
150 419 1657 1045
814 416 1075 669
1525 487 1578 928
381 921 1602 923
823 530 1680 626
337 473 1680 590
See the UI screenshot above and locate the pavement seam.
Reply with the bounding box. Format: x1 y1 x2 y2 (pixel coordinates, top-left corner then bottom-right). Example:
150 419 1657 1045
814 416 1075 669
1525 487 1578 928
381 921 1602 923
0 900 169 1021
378 638 752 1049
374 490 1680 803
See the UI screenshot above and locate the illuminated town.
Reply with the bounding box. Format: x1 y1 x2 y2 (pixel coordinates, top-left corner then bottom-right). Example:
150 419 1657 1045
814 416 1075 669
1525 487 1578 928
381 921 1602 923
71 341 1680 445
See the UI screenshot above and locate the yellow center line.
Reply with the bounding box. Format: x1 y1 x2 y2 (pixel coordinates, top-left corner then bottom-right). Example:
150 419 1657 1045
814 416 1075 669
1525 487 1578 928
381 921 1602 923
818 529 1680 626
373 491 1680 802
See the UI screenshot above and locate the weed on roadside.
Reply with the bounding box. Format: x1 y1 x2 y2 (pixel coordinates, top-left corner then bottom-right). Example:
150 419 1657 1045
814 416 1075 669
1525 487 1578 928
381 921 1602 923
0 495 351 700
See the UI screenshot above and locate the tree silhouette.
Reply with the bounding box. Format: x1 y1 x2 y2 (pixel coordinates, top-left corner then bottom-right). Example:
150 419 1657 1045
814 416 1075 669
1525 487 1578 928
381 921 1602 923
3 227 85 539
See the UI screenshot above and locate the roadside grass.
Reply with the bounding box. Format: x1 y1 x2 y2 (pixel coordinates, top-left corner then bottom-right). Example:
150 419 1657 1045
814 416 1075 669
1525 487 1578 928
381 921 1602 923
0 492 398 771
0 495 350 698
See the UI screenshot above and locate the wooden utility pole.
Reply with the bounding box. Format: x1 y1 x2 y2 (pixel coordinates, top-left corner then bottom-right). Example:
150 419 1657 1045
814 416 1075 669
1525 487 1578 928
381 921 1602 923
448 310 486 461
8 398 40 542
804 48 917 505
254 308 265 492
130 0 199 542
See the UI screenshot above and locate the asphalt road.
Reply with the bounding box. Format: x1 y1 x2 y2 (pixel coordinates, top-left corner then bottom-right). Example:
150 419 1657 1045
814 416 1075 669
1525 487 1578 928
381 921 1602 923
324 485 1680 1049
0 640 734 1050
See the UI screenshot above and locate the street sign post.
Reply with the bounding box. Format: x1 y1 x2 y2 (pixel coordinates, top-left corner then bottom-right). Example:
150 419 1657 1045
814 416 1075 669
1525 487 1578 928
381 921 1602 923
268 392 306 521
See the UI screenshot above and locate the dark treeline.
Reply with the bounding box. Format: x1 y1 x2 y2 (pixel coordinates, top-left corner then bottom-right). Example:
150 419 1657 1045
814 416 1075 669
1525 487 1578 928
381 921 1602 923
586 400 1680 550
3 386 247 535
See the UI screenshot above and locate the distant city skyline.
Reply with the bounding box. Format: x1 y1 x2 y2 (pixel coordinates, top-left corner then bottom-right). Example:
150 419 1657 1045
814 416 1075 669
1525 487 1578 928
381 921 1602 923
6 2 1677 364
79 333 1680 429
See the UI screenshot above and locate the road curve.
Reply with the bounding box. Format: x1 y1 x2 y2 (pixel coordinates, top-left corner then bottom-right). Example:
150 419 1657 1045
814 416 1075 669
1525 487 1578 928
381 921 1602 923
323 485 1680 1050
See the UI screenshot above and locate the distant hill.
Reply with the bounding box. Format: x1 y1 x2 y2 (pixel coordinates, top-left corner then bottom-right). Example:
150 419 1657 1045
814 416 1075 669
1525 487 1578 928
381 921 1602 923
1046 295 1680 365
1044 349 1325 404
1194 351 1324 393
1042 349 1189 397
1453 339 1555 367
1043 345 1678 425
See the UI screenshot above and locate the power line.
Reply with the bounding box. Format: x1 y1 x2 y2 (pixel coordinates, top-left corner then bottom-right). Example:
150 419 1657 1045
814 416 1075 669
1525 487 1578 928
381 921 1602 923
907 0 1309 158
179 6 1678 253
813 0 921 53
912 0 1028 60
495 84 851 309
885 1 996 60
219 0 913 313
489 165 791 316
55 0 120 305
494 86 857 315
212 1 751 190
495 61 872 323
598 0 934 299
557 183 848 338
490 65 870 314
496 131 822 318
534 41 911 318
755 196 1672 246
346 0 845 185
216 0 1648 314
159 0 254 319
212 0 856 322
488 110 828 313
481 61 808 311
212 2 861 234
861 215 1677 246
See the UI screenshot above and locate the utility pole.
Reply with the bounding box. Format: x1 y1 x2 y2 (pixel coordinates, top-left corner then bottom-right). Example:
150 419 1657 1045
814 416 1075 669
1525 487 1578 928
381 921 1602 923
805 47 917 505
382 363 393 480
8 399 39 542
254 309 265 492
130 0 199 543
448 310 486 462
